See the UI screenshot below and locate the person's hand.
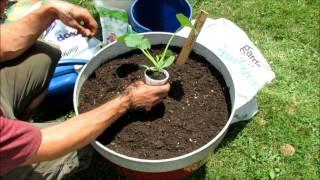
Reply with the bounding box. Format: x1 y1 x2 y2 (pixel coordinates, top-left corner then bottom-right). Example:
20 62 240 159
125 81 170 111
47 0 97 37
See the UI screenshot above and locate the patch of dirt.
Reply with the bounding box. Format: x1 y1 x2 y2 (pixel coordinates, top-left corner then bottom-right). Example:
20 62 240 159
281 144 295 156
79 46 231 159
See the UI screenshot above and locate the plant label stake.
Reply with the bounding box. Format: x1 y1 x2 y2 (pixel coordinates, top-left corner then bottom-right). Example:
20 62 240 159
176 10 208 65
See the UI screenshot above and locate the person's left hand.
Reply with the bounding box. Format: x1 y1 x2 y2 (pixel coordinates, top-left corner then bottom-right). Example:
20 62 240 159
48 0 98 37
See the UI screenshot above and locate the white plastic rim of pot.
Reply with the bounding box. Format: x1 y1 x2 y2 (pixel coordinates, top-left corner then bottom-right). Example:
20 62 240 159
144 69 169 86
73 32 237 173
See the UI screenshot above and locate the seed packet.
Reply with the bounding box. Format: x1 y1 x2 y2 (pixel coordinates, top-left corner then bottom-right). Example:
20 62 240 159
94 0 133 45
43 19 101 60
3 0 101 60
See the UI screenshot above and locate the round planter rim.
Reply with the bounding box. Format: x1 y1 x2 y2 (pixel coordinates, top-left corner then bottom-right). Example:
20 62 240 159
74 32 238 164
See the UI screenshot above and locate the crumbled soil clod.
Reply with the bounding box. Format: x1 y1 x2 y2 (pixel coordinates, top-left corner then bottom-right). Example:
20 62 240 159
79 46 231 159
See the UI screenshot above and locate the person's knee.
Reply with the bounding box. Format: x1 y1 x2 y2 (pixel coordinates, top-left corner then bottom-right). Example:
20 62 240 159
31 53 58 81
19 42 61 93
33 41 61 66
30 42 61 77
47 46 61 66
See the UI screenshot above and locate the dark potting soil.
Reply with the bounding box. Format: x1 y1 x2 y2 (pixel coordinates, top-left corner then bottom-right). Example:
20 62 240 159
78 46 231 159
146 70 166 80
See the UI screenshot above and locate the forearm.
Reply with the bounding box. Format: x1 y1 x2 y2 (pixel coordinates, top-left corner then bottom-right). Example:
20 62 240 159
0 5 57 62
23 94 131 164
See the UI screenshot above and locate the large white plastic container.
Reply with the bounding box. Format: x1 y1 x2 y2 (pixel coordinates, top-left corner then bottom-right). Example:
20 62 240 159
73 32 236 179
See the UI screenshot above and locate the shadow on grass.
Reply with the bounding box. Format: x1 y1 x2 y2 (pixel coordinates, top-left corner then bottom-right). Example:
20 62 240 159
64 151 127 180
65 151 208 180
32 99 74 123
216 120 250 149
186 165 207 180
186 120 250 179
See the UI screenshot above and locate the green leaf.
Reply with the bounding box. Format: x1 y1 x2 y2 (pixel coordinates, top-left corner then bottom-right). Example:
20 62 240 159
117 34 127 43
159 49 174 67
157 53 164 67
176 13 193 28
124 34 151 50
139 38 151 50
161 55 175 69
124 34 142 47
156 54 161 61
165 49 174 58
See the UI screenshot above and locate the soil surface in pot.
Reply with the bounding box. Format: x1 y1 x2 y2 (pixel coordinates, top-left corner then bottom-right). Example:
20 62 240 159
79 46 231 159
146 70 167 80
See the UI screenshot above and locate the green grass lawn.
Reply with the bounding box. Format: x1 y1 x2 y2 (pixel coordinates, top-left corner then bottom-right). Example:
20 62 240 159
63 0 319 179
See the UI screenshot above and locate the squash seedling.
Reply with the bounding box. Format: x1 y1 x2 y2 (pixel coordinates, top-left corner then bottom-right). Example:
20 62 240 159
117 13 195 85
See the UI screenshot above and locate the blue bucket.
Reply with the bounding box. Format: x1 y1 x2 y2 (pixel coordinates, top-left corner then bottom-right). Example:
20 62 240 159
42 59 88 110
130 0 192 33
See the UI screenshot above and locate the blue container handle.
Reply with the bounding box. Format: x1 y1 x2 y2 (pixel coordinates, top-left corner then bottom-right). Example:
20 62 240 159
48 73 78 96
54 65 76 77
58 59 89 65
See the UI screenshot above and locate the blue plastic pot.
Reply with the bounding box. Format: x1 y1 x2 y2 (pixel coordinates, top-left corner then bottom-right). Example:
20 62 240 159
130 0 192 32
41 59 88 110
48 59 88 97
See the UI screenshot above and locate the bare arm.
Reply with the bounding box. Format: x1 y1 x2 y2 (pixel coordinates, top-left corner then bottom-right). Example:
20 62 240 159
25 94 130 164
0 0 97 62
22 81 170 164
0 5 57 61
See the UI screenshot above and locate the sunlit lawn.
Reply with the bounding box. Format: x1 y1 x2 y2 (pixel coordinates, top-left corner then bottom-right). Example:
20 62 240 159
61 0 320 179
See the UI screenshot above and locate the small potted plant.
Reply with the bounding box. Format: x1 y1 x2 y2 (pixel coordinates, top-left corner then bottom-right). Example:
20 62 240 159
117 13 195 86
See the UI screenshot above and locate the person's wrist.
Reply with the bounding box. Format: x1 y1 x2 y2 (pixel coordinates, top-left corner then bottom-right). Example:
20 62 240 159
122 88 133 110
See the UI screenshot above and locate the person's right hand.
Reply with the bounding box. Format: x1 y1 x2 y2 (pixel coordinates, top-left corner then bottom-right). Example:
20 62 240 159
125 81 170 111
